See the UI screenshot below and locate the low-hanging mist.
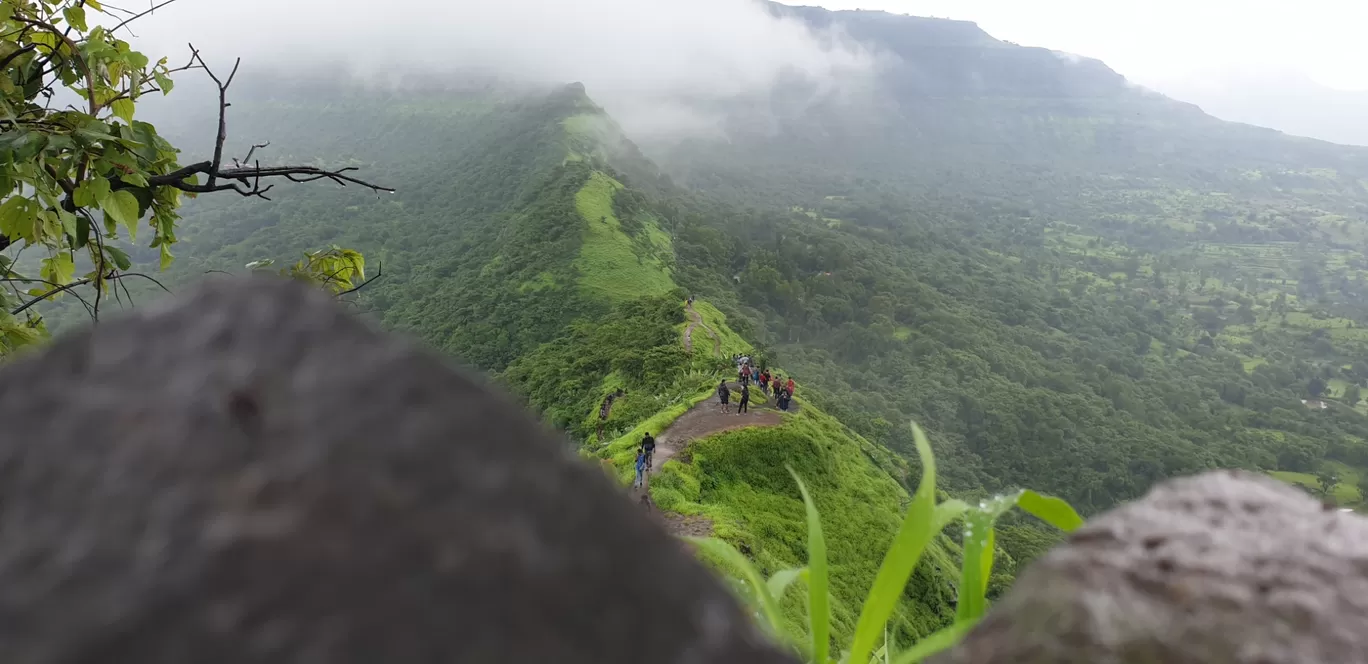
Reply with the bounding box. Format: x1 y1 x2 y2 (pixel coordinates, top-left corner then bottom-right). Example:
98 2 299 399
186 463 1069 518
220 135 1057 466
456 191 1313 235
129 0 877 141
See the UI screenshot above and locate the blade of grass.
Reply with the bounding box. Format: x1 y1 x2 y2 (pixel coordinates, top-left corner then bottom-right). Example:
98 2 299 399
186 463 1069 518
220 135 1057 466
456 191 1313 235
790 468 830 664
686 537 792 644
767 567 805 603
979 529 995 598
847 421 940 664
956 492 1020 624
890 620 976 664
933 498 969 532
1018 489 1084 532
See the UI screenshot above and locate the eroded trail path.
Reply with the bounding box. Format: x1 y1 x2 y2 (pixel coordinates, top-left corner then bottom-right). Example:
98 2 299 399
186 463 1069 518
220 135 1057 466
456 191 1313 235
636 382 797 536
682 301 721 357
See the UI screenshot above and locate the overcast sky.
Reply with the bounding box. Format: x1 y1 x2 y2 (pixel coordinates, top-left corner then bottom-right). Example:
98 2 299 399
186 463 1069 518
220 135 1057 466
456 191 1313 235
822 0 1368 91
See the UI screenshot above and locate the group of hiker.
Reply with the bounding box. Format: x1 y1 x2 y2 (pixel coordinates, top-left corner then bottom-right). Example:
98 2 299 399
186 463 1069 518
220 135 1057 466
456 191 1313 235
717 356 795 415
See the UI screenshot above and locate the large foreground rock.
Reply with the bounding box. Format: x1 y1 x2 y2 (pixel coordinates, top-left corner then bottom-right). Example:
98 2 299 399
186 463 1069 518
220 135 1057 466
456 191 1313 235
0 277 794 664
936 470 1368 664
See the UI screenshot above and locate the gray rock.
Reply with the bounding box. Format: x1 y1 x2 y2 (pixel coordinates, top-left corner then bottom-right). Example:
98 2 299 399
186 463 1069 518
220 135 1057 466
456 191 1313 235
934 470 1368 664
0 276 794 664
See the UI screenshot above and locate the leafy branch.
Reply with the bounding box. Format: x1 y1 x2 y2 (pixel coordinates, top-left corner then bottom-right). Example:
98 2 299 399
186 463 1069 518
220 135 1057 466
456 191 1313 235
0 0 390 352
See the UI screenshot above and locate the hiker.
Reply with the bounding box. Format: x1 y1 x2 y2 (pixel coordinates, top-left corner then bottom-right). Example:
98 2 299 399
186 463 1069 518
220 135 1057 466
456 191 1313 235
758 369 770 395
641 432 656 471
771 375 782 397
778 389 791 412
738 383 750 415
633 447 647 489
717 380 731 414
740 363 751 385
786 377 796 397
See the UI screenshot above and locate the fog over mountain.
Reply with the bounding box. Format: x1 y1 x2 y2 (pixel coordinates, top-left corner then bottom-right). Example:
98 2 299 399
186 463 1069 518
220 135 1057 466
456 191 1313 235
1146 69 1368 147
128 0 877 139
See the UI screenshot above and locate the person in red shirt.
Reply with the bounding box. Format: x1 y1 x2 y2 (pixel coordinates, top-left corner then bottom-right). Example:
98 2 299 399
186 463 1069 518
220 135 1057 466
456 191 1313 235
786 378 795 396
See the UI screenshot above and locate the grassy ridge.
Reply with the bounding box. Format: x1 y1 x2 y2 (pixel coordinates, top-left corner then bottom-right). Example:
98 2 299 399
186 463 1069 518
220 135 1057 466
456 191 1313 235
693 299 753 358
573 171 675 302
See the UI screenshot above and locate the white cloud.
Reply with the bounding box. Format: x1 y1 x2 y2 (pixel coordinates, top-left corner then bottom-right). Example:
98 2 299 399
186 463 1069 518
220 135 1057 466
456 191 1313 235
123 0 874 137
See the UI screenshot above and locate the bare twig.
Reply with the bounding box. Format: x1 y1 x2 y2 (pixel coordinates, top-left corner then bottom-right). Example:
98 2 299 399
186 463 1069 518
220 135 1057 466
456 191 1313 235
136 47 392 197
337 262 384 296
12 279 93 315
0 277 96 317
10 272 170 316
109 0 184 35
239 141 269 166
117 271 173 294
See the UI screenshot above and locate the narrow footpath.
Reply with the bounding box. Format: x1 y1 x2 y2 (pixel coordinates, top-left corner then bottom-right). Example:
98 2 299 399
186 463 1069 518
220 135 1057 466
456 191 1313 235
682 300 722 357
635 380 798 536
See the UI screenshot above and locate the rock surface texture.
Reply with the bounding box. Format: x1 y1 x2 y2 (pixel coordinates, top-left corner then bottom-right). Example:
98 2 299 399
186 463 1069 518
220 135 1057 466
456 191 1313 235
935 470 1368 664
0 276 796 664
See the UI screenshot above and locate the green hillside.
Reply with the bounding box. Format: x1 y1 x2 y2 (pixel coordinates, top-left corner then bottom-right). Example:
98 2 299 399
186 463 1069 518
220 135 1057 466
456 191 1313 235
54 81 968 649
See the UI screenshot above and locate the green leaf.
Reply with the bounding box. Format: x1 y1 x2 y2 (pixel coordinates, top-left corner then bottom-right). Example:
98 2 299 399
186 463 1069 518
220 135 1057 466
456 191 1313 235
890 621 976 664
119 172 148 187
104 245 132 270
0 130 49 162
0 196 37 243
1017 490 1085 532
73 176 112 209
158 243 174 271
62 5 87 31
848 422 941 664
790 468 829 664
40 252 76 286
685 537 793 646
75 214 90 249
153 71 174 95
766 567 804 604
101 189 141 240
125 51 148 70
110 98 135 124
85 0 103 11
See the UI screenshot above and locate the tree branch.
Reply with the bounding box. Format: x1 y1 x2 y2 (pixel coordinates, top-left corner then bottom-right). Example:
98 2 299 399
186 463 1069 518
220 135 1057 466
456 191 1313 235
136 47 394 197
0 43 38 73
12 17 97 115
109 0 184 35
10 272 171 316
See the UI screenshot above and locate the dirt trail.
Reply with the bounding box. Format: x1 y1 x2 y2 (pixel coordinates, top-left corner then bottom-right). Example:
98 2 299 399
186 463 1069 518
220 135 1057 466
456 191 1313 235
635 381 797 536
682 301 721 357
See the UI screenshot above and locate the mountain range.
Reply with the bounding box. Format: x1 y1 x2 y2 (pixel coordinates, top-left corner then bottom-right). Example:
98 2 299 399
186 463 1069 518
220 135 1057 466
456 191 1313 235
33 2 1368 650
